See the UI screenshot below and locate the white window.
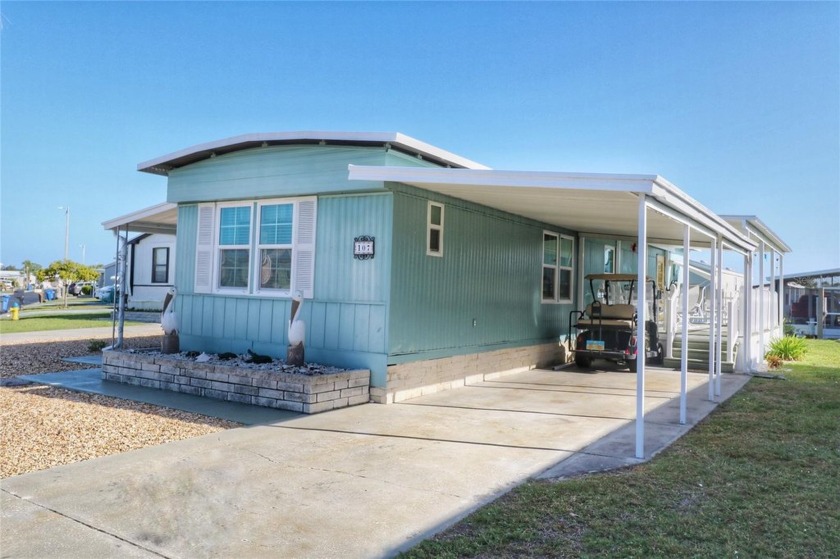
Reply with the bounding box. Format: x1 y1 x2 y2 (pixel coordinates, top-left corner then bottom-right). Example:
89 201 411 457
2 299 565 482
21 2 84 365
427 202 444 257
542 232 574 303
194 197 317 298
151 247 170 284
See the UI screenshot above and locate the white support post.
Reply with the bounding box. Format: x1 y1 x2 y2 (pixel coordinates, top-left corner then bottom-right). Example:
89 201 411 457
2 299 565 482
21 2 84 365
727 298 736 363
635 195 648 459
770 249 777 330
680 225 690 425
759 240 766 361
708 237 717 401
779 254 785 330
743 253 752 370
716 238 723 397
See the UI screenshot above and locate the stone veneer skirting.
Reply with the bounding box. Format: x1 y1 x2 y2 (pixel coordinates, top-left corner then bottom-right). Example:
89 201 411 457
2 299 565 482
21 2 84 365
101 351 370 414
372 341 566 404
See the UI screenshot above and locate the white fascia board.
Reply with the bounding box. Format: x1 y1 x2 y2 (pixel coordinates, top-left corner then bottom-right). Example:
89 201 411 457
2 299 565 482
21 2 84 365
102 202 177 232
721 215 792 254
650 179 755 253
348 165 658 193
138 131 489 174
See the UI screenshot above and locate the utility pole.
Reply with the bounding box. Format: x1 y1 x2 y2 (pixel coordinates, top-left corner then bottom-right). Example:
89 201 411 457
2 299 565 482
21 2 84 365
58 206 70 260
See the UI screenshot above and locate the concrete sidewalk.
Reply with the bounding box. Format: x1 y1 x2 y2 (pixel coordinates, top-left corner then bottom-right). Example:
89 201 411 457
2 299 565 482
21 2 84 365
1 367 750 558
0 323 163 345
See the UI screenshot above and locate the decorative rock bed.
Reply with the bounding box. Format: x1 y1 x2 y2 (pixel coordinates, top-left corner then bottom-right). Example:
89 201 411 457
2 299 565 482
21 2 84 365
101 350 370 414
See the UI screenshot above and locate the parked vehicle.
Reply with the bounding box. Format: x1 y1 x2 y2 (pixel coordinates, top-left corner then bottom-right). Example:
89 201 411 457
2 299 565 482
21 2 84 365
569 273 663 372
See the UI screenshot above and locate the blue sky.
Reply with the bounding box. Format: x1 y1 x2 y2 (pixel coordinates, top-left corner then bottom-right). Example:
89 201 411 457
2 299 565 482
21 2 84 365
1 2 838 275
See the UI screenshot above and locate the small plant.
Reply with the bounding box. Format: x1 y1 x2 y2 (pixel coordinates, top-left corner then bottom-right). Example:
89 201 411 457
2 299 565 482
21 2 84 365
765 354 784 369
766 335 807 362
87 339 107 352
219 352 238 360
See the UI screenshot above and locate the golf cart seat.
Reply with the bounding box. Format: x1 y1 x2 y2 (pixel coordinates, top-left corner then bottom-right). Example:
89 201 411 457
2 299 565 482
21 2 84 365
575 303 636 328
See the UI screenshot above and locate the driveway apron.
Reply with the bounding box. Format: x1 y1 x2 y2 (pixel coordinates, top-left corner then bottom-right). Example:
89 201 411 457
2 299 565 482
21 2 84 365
1 367 742 558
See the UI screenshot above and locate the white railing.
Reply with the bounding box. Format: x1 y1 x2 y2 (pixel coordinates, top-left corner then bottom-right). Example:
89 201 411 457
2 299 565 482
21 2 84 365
665 282 743 362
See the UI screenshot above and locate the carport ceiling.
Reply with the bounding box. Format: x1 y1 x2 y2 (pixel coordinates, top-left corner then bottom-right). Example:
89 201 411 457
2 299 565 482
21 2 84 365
101 202 178 235
348 165 755 253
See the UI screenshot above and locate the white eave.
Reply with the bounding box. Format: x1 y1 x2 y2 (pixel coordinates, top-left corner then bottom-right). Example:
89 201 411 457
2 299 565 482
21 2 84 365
722 215 792 254
348 165 758 253
137 131 490 175
102 202 178 235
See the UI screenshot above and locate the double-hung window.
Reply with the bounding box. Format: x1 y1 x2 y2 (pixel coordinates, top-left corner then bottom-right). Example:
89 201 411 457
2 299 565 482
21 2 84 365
151 247 170 284
542 232 574 303
194 197 317 298
256 202 294 292
218 205 252 290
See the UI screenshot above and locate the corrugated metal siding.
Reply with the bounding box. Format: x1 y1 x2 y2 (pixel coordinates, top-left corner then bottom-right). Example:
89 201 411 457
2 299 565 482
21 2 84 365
314 194 392 304
172 195 391 377
167 145 388 203
388 184 571 358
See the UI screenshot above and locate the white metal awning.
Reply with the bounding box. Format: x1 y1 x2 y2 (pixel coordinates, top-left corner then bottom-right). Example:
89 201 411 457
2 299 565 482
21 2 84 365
347 165 757 253
102 202 178 234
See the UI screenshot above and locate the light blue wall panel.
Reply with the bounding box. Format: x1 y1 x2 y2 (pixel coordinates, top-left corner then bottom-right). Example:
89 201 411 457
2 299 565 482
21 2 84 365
388 183 574 360
167 145 388 203
314 194 392 304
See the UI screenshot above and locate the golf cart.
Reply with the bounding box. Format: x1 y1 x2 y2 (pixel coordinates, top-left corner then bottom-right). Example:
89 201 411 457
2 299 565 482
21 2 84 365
569 273 663 372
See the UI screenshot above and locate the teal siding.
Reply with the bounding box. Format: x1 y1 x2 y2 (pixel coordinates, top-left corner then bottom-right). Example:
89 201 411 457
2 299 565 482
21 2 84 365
167 145 390 203
314 194 392 304
171 192 393 385
388 183 573 361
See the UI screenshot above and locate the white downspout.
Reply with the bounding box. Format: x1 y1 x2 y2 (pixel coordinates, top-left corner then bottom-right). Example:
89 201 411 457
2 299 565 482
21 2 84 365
635 195 648 460
770 248 777 331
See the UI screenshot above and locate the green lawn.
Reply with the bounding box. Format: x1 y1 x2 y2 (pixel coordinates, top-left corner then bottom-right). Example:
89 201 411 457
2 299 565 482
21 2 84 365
403 339 840 558
0 313 140 334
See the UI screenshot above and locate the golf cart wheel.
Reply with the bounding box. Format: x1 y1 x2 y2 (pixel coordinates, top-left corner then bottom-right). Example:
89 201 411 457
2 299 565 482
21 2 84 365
574 354 592 368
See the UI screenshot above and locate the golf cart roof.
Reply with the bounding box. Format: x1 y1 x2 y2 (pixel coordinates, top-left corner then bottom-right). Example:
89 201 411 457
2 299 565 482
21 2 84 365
584 273 652 282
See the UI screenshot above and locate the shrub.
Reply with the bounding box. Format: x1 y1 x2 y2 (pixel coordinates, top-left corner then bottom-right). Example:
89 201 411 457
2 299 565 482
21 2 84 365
766 336 807 362
765 354 784 369
88 339 107 352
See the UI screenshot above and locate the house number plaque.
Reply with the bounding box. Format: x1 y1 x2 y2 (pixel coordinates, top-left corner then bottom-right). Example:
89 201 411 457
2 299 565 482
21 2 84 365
353 236 375 260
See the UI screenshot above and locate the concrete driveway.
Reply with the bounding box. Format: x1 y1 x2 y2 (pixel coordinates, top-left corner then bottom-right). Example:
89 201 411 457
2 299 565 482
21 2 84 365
1 367 747 558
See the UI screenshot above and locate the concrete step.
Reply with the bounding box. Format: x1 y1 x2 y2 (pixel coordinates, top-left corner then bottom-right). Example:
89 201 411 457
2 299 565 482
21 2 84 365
663 357 735 373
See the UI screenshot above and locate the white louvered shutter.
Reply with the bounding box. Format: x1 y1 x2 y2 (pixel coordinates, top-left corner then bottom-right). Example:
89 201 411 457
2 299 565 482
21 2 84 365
194 204 215 293
293 198 317 299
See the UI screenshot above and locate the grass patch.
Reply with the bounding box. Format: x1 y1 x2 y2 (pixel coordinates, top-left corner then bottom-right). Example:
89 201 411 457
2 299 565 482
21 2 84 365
0 313 141 334
402 339 840 558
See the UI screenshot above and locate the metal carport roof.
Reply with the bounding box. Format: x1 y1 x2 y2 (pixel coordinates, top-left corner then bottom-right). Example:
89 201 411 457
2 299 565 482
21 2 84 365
347 165 757 253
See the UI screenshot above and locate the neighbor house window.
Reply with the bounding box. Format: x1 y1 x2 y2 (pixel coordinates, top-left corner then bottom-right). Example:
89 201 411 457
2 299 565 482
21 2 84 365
427 202 444 256
542 232 574 303
151 247 170 284
194 197 317 298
